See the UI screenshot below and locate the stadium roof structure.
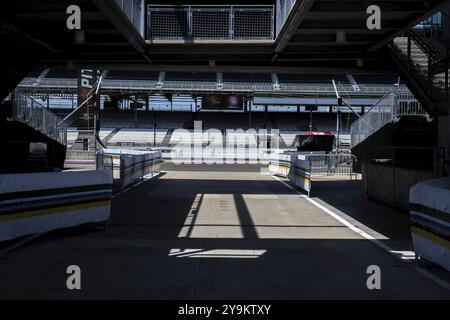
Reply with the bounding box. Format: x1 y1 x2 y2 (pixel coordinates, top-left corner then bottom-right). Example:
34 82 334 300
147 0 449 70
1 0 448 100
1 0 448 68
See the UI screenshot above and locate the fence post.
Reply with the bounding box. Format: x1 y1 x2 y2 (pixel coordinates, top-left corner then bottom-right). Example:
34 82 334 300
188 6 193 39
230 6 234 40
446 48 449 100
427 56 432 95
407 32 411 71
392 148 396 206
120 155 125 189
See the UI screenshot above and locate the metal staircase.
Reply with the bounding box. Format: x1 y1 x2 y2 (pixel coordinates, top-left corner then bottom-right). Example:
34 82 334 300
388 29 449 116
11 91 67 145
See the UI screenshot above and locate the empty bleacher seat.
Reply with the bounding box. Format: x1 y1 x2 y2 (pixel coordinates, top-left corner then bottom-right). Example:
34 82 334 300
106 70 160 80
45 69 78 79
165 71 216 82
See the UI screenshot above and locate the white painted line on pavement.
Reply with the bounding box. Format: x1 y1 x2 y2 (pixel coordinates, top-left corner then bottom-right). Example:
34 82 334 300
272 175 391 251
272 175 450 291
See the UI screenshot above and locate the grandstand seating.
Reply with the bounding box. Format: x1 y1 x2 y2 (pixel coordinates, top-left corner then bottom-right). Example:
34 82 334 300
24 68 388 86
18 68 407 97
62 110 353 149
106 70 160 80
46 69 78 78
94 110 353 132
277 74 349 83
108 128 168 146
353 74 399 85
222 72 273 91
165 71 216 82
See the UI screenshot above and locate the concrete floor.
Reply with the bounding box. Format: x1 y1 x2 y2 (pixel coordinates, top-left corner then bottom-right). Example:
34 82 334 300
0 164 449 299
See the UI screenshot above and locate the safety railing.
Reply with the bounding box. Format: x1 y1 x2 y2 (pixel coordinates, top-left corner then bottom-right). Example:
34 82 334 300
115 0 142 36
350 90 428 148
17 77 407 96
12 91 67 145
395 91 428 117
97 149 163 189
309 154 357 177
147 5 274 40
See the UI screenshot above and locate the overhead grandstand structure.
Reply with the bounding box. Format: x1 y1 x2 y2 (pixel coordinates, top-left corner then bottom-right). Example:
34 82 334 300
18 68 404 96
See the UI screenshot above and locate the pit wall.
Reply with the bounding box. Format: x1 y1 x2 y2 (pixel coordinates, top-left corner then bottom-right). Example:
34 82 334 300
269 151 356 196
98 149 162 189
0 170 112 241
409 176 450 272
268 152 314 196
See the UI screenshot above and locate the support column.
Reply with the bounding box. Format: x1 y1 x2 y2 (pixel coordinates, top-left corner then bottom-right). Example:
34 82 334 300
248 100 252 128
437 6 450 177
437 110 450 177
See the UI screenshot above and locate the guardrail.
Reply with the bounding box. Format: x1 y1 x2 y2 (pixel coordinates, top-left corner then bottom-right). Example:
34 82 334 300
350 90 428 148
12 91 67 145
147 5 274 40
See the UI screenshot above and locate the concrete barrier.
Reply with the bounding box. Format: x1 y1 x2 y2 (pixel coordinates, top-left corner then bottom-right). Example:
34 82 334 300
0 170 112 241
290 155 312 196
268 151 311 194
99 149 163 189
409 177 450 272
268 152 353 196
268 152 295 177
363 163 434 210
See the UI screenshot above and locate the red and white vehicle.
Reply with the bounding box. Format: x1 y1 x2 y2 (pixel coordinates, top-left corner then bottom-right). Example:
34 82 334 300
294 131 336 153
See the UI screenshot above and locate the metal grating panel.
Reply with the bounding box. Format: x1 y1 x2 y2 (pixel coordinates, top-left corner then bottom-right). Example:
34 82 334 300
148 5 274 40
234 9 273 39
148 8 189 39
192 8 230 39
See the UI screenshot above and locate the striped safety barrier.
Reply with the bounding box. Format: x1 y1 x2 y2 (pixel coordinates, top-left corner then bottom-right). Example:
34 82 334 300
99 149 163 189
268 152 354 196
0 170 113 241
409 177 450 272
